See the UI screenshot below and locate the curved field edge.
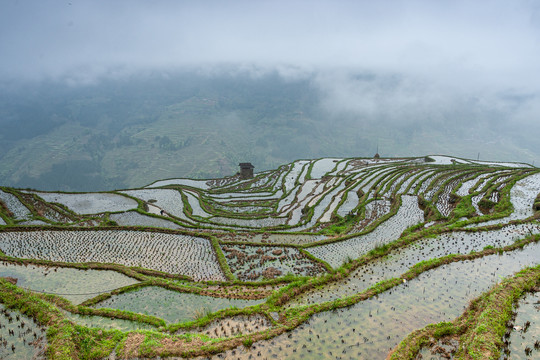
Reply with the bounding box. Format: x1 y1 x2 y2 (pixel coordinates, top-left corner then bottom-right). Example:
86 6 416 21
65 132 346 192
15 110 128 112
1 167 537 244
267 215 540 307
387 264 540 360
0 254 274 302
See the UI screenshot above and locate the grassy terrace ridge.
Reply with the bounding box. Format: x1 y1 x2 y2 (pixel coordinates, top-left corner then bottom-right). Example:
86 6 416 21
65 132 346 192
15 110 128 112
0 155 539 358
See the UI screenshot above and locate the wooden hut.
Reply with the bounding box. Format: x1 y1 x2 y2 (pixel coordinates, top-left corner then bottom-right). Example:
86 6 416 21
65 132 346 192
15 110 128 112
239 163 254 179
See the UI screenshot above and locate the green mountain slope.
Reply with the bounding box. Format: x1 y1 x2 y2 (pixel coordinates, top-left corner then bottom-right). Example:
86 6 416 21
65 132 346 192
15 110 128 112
0 72 537 191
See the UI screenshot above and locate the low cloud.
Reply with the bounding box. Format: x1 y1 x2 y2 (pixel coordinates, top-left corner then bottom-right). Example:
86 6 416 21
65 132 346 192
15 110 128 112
1 0 539 162
1 0 539 86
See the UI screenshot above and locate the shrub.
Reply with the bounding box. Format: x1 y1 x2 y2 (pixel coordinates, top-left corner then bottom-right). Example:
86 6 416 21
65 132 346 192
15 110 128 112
478 198 496 212
243 336 254 348
534 193 540 211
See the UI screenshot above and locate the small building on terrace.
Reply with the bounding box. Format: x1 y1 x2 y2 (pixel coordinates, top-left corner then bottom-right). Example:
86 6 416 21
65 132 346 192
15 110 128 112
239 163 254 179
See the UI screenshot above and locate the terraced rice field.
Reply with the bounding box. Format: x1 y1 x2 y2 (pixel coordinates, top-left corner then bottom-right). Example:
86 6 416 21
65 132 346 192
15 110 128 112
0 190 32 220
109 211 183 229
0 230 225 281
213 242 540 359
120 188 193 223
307 195 424 268
0 262 139 304
0 154 539 359
176 314 272 339
62 310 158 332
92 286 265 324
221 244 327 280
27 191 138 214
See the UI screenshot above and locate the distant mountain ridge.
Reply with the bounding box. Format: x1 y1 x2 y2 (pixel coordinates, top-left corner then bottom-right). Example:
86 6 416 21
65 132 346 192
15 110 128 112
1 72 538 191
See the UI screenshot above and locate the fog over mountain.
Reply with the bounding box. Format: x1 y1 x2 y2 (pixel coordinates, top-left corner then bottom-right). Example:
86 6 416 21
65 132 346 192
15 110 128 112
1 0 539 191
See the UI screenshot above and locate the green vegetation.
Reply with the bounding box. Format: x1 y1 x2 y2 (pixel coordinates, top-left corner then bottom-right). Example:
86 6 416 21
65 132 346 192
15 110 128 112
534 193 540 211
452 195 475 218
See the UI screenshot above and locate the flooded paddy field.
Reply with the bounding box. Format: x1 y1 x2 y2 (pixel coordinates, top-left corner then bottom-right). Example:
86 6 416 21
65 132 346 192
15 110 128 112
209 216 288 228
92 286 265 324
27 191 138 215
176 314 272 339
0 190 32 220
0 262 138 304
218 232 327 245
211 203 273 215
291 222 540 306
120 188 194 223
1 155 539 359
307 195 424 268
145 178 210 189
221 244 327 280
0 230 225 281
109 211 184 229
63 310 158 332
185 191 213 218
348 198 392 234
468 172 540 227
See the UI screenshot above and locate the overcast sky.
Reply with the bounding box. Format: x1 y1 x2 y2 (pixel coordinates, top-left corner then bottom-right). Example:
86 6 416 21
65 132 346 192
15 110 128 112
1 0 538 84
1 0 540 136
